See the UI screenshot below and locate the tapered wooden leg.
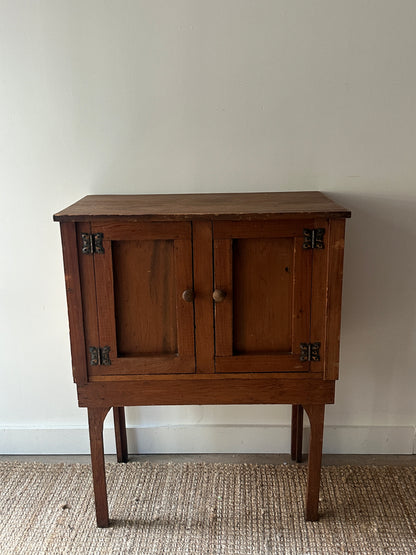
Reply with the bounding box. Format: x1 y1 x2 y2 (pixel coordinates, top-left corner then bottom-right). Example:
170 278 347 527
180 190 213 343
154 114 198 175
303 404 325 521
291 405 304 462
113 406 128 463
88 406 111 528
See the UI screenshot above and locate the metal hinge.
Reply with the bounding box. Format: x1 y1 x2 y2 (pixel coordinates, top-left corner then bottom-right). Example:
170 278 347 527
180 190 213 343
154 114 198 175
303 228 325 249
300 342 321 362
89 346 111 366
81 233 105 255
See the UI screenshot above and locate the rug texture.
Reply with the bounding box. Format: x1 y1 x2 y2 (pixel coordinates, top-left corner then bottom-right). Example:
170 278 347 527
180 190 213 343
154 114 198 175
0 461 415 554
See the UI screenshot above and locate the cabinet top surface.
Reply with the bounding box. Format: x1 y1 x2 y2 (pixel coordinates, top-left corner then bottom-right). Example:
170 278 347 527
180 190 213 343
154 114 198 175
54 191 351 222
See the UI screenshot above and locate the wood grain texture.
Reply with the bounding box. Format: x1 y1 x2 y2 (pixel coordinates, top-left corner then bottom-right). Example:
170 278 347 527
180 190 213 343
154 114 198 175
89 221 191 240
291 405 304 462
304 404 325 521
324 219 347 380
91 222 195 375
77 377 335 407
174 239 195 359
54 192 351 222
88 372 326 382
213 239 233 357
213 224 312 373
76 222 100 380
291 236 313 361
59 222 88 384
88 406 111 527
193 221 215 373
88 355 195 376
112 239 178 356
214 355 307 373
113 407 128 463
309 219 330 374
233 237 293 354
213 219 313 239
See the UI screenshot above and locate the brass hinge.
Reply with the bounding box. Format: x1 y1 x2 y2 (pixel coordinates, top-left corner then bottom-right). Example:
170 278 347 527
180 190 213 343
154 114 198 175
89 346 111 366
300 342 321 362
303 228 325 249
81 233 105 255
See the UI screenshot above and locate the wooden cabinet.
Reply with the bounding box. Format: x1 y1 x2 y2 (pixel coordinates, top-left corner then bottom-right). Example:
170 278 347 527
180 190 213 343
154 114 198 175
54 191 350 527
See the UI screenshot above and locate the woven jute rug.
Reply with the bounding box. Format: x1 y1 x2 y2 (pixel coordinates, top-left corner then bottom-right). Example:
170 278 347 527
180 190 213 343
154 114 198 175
0 461 415 554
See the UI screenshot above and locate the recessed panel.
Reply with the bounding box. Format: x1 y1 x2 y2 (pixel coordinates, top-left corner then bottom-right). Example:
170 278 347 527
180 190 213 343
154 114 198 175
233 238 294 354
112 240 177 356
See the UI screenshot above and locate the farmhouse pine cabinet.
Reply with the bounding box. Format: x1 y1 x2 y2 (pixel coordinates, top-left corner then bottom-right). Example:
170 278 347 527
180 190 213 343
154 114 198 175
54 191 350 527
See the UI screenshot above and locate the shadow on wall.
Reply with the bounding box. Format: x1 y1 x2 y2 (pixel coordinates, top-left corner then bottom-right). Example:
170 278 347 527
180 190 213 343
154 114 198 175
327 191 416 422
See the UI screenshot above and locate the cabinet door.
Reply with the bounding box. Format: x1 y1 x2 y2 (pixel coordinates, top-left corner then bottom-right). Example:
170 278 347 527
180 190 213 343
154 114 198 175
213 220 313 373
88 222 195 375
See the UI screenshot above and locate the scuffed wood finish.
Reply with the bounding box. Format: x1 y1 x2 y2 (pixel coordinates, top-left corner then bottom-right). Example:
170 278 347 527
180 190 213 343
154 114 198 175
53 191 351 222
59 222 87 384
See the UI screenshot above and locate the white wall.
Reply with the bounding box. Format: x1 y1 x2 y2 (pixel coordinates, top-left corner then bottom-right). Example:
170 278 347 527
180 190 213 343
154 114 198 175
1 0 415 454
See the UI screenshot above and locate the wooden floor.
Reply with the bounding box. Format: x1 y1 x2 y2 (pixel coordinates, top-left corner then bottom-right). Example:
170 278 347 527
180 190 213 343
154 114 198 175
1 454 415 466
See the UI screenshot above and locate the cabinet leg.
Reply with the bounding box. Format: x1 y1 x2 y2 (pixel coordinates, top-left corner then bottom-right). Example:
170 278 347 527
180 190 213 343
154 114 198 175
88 406 111 528
291 404 304 462
113 406 128 463
303 404 325 521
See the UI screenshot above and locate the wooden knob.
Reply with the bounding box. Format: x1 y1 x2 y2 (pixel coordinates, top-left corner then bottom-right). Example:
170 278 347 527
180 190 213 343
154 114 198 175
213 289 226 303
182 289 194 303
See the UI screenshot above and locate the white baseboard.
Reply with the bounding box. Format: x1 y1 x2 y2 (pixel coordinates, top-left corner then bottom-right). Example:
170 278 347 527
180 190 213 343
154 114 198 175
0 425 414 455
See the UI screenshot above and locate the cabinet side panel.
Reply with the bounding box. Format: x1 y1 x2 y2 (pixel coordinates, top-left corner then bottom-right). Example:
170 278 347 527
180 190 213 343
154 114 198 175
325 219 346 380
59 222 88 384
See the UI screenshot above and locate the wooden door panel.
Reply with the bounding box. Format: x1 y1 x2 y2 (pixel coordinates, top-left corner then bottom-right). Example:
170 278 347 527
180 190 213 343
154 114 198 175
233 237 293 354
112 239 177 356
213 221 312 373
89 222 195 375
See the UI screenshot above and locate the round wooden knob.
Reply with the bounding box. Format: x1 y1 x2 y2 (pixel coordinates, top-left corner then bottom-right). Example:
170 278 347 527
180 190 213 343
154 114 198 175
213 289 226 303
182 289 194 303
